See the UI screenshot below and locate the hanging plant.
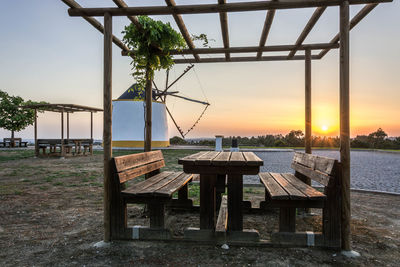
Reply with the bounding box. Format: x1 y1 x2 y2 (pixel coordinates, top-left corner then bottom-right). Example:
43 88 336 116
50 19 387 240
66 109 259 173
122 16 186 90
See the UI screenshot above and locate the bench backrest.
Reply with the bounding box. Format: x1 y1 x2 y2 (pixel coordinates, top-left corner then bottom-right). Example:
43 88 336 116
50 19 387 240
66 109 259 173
112 150 165 184
291 152 339 186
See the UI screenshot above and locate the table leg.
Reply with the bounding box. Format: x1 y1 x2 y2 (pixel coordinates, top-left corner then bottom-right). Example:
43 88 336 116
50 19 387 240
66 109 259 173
200 174 216 230
216 174 226 211
227 174 243 231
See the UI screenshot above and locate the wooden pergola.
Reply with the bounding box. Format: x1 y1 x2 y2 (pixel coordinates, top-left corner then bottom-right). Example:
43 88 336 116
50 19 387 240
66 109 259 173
23 103 102 157
61 0 392 250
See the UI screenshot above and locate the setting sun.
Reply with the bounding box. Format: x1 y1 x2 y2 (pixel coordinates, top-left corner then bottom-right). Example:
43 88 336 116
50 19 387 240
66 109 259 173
322 125 329 132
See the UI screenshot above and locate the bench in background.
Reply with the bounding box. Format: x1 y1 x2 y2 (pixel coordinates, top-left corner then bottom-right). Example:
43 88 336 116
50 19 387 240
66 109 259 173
259 152 341 248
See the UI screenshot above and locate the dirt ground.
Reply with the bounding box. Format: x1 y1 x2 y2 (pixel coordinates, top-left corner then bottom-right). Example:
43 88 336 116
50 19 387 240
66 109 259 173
0 152 399 266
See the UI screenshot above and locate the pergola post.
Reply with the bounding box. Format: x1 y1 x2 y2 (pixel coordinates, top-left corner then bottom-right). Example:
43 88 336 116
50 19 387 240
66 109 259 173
144 64 152 152
34 109 38 157
305 48 312 154
340 0 351 251
103 11 113 242
67 112 70 142
61 111 64 156
90 112 93 140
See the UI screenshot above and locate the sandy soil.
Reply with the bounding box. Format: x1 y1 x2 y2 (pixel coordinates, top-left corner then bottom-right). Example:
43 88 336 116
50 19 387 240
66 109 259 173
0 154 399 266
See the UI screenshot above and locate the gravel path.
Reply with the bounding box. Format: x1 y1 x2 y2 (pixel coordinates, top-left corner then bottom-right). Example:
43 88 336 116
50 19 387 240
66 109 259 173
244 150 400 193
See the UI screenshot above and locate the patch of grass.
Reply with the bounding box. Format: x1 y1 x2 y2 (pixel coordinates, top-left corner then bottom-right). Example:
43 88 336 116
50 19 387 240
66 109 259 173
21 179 30 183
82 177 89 183
66 184 79 187
0 150 35 162
89 182 103 187
14 190 23 195
89 175 97 181
39 186 48 191
53 182 64 186
8 170 19 176
189 184 200 205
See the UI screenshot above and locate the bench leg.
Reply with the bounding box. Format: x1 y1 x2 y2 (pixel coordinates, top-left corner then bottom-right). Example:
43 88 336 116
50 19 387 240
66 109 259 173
200 174 216 230
110 198 128 239
323 181 341 247
279 208 296 232
148 202 165 228
227 174 243 231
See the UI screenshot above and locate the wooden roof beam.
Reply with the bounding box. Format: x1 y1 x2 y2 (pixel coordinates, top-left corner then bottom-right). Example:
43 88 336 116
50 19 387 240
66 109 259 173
61 0 130 53
112 0 142 29
122 43 339 56
68 0 392 17
318 3 378 58
218 0 230 61
287 7 326 59
165 0 200 62
257 1 276 59
173 55 320 64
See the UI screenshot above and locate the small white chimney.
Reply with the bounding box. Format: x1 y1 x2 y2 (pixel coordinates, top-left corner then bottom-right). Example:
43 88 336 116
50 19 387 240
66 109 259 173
215 135 223 151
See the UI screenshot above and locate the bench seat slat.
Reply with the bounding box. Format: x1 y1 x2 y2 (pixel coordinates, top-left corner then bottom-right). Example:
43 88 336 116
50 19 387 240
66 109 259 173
259 172 289 200
114 150 164 173
280 173 326 200
125 172 179 196
125 171 173 192
270 173 307 200
153 172 193 197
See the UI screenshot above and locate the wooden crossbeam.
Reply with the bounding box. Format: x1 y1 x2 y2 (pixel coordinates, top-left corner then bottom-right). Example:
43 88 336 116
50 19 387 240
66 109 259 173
165 0 200 62
68 0 392 17
173 55 320 64
218 0 230 61
112 0 141 28
257 2 276 59
61 0 129 53
287 7 326 59
121 43 338 56
319 3 378 58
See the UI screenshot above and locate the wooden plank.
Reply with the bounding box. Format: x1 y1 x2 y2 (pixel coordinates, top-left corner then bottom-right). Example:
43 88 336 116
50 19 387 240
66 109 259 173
178 151 210 165
183 165 260 175
144 66 152 152
279 207 296 232
257 7 276 59
228 152 246 166
259 172 289 200
173 55 319 64
293 152 336 175
270 173 307 200
291 162 331 186
287 7 326 58
242 152 263 166
118 160 165 183
113 151 164 172
154 172 193 197
218 0 230 60
212 152 231 166
196 151 221 165
135 172 180 196
68 0 392 17
216 195 228 232
123 171 172 193
281 173 326 200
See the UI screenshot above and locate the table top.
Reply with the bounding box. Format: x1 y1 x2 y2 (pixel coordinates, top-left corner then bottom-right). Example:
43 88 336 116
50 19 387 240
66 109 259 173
178 151 263 167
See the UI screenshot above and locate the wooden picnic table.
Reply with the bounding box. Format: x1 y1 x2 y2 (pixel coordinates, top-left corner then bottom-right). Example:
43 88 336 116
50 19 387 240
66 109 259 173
178 151 263 232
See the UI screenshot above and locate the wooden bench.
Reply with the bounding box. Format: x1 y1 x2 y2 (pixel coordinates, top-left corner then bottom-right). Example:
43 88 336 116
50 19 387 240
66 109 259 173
81 139 93 155
110 150 195 240
259 152 341 248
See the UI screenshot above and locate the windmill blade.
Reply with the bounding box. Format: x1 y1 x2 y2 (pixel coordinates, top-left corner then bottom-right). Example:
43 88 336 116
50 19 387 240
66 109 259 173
163 64 194 94
168 94 210 106
165 105 185 139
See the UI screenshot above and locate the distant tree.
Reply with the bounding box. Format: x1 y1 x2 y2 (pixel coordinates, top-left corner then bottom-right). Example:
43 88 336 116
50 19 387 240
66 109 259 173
0 90 38 140
368 128 388 148
170 136 187 145
284 130 304 147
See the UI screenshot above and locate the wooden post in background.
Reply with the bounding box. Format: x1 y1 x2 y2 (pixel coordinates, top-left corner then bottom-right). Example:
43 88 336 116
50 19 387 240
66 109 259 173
103 12 113 242
144 64 152 152
90 112 93 140
61 111 64 156
67 112 70 142
340 0 351 251
34 109 38 157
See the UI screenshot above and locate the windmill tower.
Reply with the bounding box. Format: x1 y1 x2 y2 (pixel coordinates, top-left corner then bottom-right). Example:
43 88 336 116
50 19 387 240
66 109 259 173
112 65 209 148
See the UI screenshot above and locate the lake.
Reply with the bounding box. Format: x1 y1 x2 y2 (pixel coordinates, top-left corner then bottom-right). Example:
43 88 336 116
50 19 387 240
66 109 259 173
245 150 400 194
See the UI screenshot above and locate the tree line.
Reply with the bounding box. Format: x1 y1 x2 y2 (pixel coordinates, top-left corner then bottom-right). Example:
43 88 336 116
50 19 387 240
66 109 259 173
170 128 400 150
